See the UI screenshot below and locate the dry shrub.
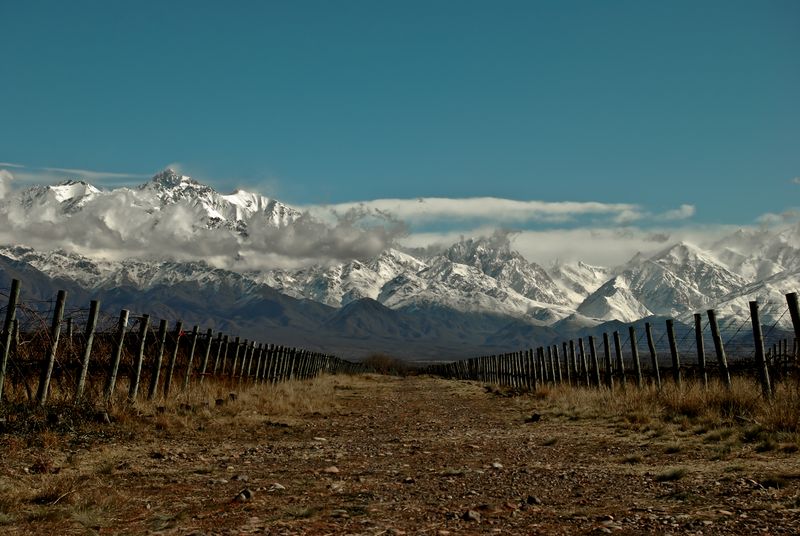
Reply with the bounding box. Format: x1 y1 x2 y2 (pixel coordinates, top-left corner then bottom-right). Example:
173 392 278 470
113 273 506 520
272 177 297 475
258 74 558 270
761 379 800 433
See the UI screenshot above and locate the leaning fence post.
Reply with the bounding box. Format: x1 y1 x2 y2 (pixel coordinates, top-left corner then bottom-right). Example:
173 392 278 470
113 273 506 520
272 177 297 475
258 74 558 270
147 319 169 401
199 328 214 383
707 309 732 389
36 290 67 406
588 336 601 387
602 333 613 389
128 314 150 401
645 322 662 390
694 313 707 387
666 319 681 387
74 300 100 402
578 338 589 386
749 301 773 399
104 309 130 401
163 321 183 398
628 326 643 388
613 331 625 387
0 278 21 401
182 325 199 391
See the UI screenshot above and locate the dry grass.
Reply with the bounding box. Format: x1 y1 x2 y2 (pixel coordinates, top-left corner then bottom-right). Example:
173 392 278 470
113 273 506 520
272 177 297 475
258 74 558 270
542 377 799 434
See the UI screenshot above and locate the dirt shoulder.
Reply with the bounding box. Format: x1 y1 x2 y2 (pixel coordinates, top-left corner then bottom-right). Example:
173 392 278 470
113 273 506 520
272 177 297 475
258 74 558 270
1 375 799 534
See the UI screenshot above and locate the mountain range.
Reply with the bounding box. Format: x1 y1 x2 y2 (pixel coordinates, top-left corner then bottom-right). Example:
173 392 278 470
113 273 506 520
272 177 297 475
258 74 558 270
0 169 797 360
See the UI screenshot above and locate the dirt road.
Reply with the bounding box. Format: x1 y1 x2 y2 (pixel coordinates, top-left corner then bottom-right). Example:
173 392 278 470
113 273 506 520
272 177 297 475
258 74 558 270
2 375 799 534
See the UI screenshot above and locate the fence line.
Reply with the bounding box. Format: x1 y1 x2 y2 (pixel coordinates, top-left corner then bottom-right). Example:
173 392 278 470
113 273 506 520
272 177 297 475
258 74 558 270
0 279 368 408
427 293 800 400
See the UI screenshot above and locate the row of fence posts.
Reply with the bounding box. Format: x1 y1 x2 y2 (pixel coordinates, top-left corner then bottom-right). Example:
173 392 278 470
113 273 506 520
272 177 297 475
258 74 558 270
429 293 800 400
0 279 368 407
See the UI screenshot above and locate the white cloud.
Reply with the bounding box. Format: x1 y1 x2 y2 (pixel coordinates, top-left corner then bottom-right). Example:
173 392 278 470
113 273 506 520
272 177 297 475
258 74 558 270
4 164 149 187
400 224 740 267
0 169 14 200
658 204 696 221
756 210 800 226
303 197 645 226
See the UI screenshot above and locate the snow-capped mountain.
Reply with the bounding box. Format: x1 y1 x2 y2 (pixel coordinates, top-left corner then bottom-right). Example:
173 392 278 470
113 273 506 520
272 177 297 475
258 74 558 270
1 168 798 355
6 168 299 234
442 237 570 305
257 248 428 307
549 261 612 307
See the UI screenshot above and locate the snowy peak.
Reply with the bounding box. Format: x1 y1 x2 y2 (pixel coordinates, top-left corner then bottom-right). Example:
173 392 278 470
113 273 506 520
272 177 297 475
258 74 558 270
441 236 570 305
576 275 652 322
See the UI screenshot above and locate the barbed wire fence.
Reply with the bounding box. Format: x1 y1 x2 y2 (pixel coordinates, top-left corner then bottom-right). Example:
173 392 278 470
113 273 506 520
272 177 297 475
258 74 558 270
0 279 370 409
429 292 800 399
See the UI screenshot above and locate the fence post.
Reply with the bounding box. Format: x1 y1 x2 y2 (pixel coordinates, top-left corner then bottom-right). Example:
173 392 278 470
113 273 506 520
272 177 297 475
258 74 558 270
199 329 214 383
588 336 601 387
128 314 150 401
645 322 662 390
602 332 613 389
578 338 589 386
611 331 624 387
553 345 562 384
749 301 773 399
706 309 732 389
0 278 21 401
73 299 101 401
628 326 643 388
181 325 199 391
35 290 67 406
666 319 681 387
163 321 183 398
693 313 707 387
147 319 169 401
229 336 241 378
104 309 130 402
787 293 800 354
568 340 577 385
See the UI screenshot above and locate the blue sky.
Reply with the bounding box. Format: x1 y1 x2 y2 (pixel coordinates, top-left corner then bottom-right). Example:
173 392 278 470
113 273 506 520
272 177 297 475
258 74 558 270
1 1 799 249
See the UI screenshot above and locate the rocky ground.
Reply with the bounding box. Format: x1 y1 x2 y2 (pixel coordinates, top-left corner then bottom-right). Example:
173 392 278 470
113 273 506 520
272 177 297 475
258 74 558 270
1 374 799 534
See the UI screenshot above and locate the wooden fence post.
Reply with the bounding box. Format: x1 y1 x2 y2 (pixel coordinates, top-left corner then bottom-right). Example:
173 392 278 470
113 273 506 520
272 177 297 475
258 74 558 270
104 309 130 401
553 345 562 384
645 322 662 390
613 331 626 387
629 326 643 388
787 293 800 354
569 340 577 385
128 314 150 401
562 342 571 385
74 300 100 401
182 325 199 391
229 336 241 379
163 321 183 397
588 336 601 387
666 319 681 387
749 301 773 399
199 329 214 383
694 313 707 387
602 332 613 389
706 309 732 389
35 290 67 406
147 319 169 401
0 278 21 401
578 338 589 387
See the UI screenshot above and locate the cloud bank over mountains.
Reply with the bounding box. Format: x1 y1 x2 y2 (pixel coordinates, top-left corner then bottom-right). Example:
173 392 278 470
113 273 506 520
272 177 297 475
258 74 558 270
0 165 793 269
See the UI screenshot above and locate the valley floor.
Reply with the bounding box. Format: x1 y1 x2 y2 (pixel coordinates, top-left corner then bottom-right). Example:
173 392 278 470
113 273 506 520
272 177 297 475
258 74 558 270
2 375 799 535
